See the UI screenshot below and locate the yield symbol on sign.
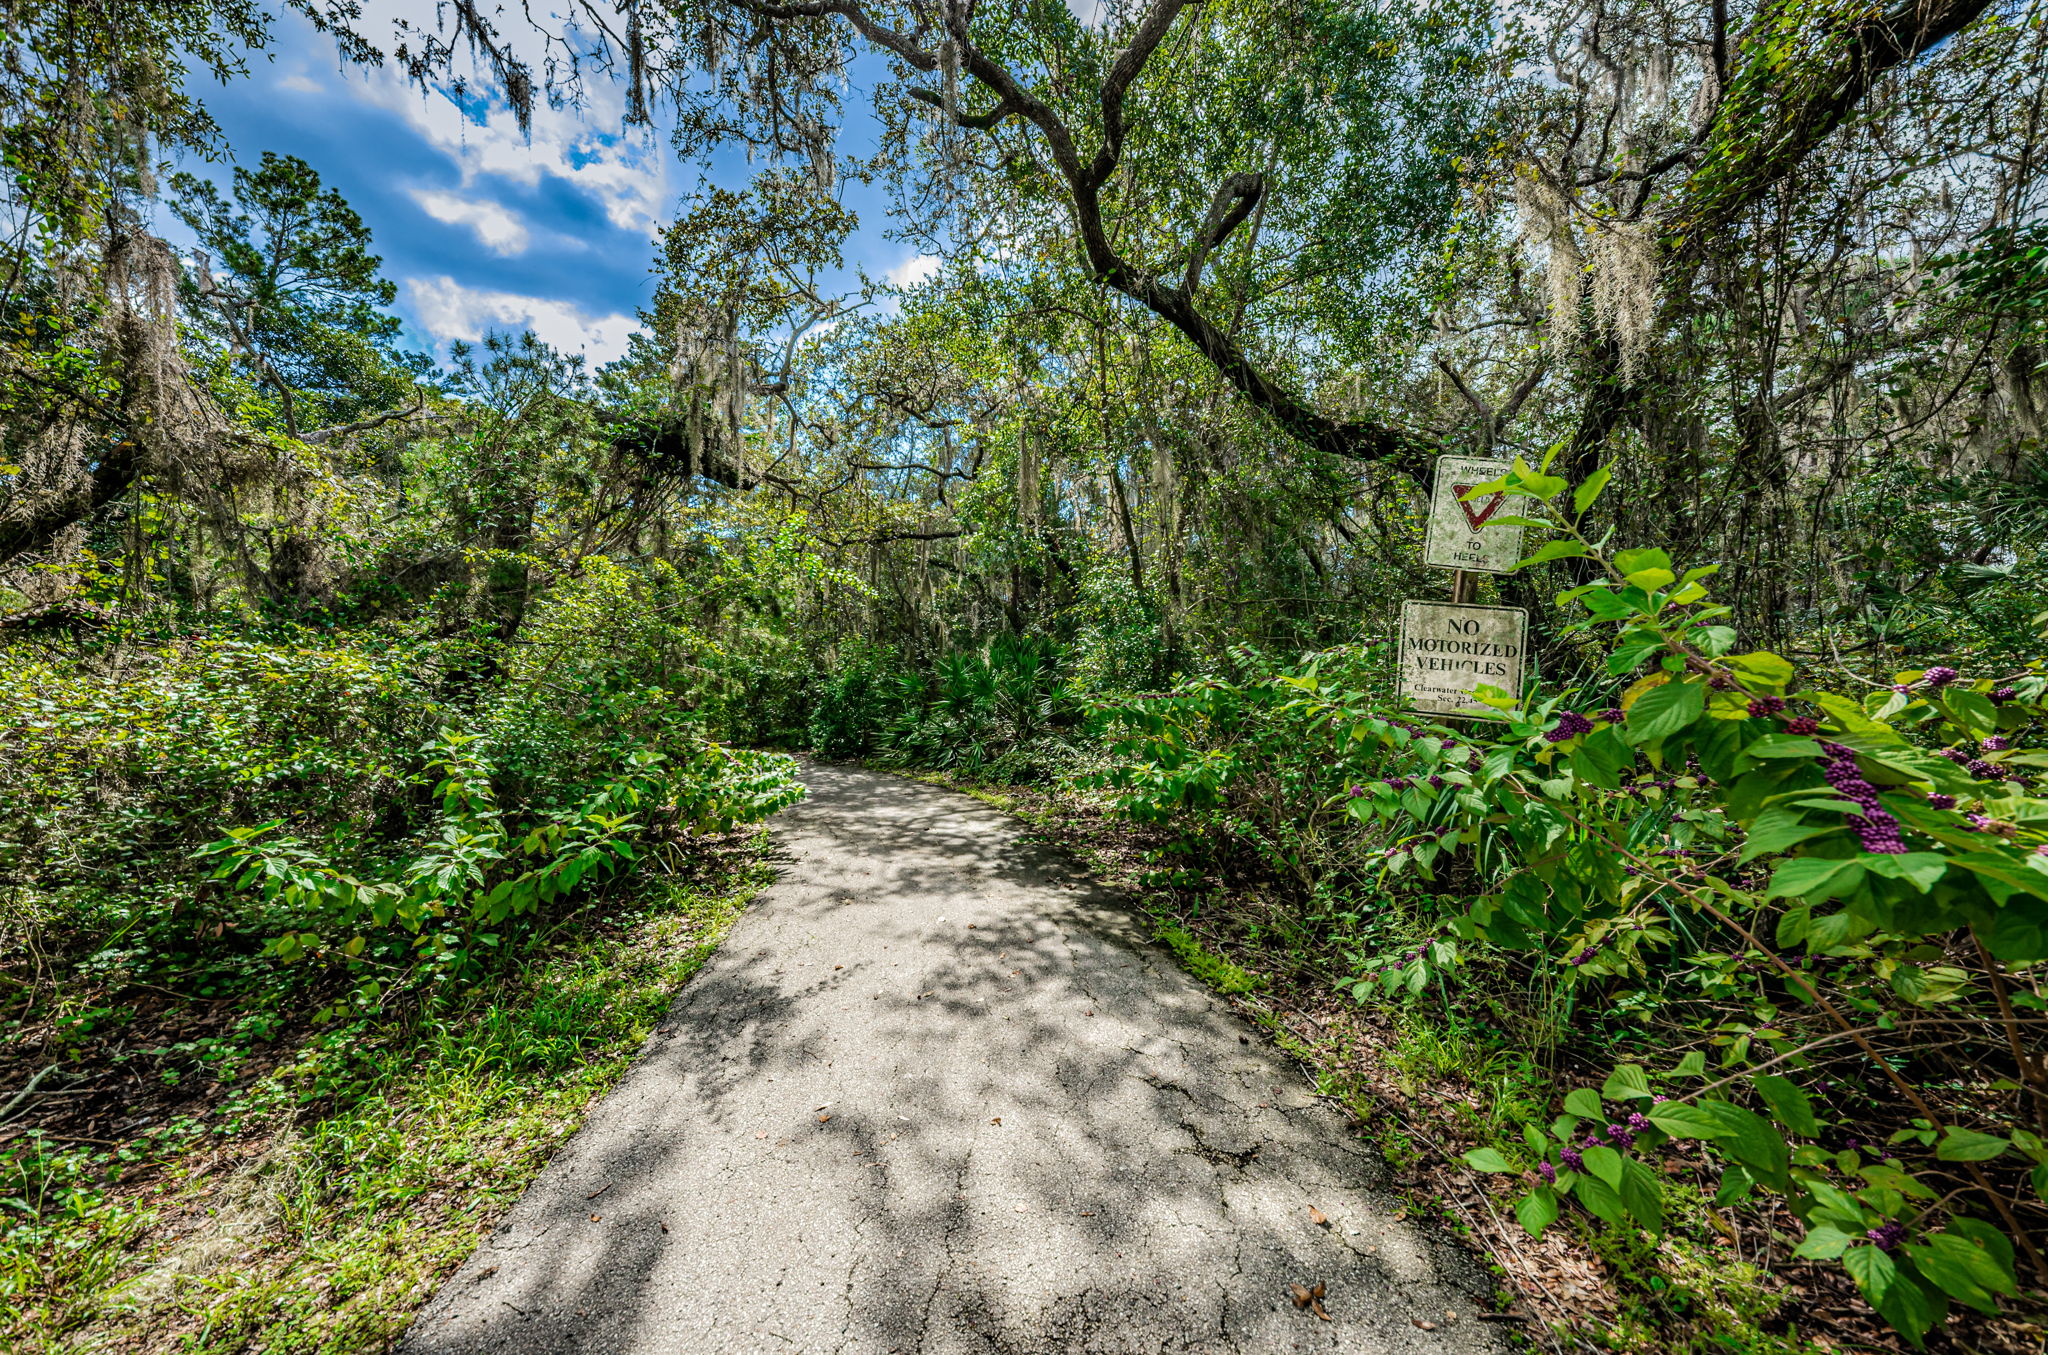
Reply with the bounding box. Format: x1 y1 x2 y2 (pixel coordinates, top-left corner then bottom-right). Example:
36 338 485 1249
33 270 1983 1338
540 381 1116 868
1451 485 1508 532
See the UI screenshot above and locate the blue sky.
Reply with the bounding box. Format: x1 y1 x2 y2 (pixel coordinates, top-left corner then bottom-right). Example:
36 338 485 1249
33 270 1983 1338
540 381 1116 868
167 7 938 368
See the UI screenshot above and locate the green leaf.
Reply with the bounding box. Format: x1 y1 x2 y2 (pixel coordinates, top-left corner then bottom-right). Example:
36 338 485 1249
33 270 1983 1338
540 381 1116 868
1613 547 1673 577
1572 467 1612 516
1742 733 1824 759
1464 1147 1516 1173
1517 539 1591 568
1767 856 1866 904
1581 1144 1624 1187
1794 1224 1856 1260
1946 1217 2017 1289
1572 1170 1629 1230
1753 1074 1820 1137
1601 1064 1653 1101
1563 1088 1604 1118
1627 680 1705 741
1695 1100 1790 1190
1944 690 1999 736
1861 852 1950 893
1713 1163 1756 1206
1858 1163 1938 1200
1739 806 1835 863
1908 1232 2015 1313
1843 1245 1938 1345
1936 1127 2010 1162
1618 1157 1664 1235
1647 1102 1726 1139
1725 651 1796 689
1516 1185 1560 1238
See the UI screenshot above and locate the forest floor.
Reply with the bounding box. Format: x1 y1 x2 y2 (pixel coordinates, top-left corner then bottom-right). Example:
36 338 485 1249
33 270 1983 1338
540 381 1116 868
1 838 774 1352
400 758 1505 1353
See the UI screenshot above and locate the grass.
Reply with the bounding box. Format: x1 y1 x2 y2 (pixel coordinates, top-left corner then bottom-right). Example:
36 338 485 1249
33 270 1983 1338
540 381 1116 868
1150 920 1262 994
0 850 772 1353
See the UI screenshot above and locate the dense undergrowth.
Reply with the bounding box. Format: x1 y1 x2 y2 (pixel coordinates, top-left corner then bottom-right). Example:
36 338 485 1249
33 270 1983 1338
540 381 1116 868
0 595 801 1349
829 474 2048 1354
1 838 771 1350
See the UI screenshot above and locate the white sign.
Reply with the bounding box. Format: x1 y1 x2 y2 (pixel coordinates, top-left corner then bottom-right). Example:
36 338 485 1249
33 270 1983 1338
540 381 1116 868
1398 601 1528 718
1424 455 1526 575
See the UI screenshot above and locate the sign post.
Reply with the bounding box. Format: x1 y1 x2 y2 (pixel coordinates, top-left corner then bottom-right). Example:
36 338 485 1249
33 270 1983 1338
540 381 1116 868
1397 600 1529 718
1424 455 1527 576
1399 455 1532 719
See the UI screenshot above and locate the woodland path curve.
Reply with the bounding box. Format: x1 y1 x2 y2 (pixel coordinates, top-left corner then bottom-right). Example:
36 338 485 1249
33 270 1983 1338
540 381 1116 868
399 759 1506 1354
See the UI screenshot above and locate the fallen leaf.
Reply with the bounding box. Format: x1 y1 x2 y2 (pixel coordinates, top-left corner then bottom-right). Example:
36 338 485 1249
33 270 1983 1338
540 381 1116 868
834 965 843 970
589 1214 602 1222
1290 1285 1314 1310
469 1266 498 1283
756 1131 768 1139
1412 1319 1437 1331
990 1117 1001 1126
660 1222 669 1233
817 1114 833 1123
585 1183 613 1201
1308 1206 1329 1227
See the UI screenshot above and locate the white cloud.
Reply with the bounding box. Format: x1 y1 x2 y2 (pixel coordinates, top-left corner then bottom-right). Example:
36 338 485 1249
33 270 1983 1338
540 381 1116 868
354 64 669 235
409 189 531 255
887 253 942 288
278 73 323 95
405 275 639 366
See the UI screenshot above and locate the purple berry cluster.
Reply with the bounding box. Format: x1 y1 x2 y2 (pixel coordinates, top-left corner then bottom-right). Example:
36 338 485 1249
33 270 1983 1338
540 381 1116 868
1922 666 1961 689
1991 686 2018 705
1820 742 1908 854
1600 707 1625 723
1545 711 1595 744
1982 735 2010 752
1926 793 1956 810
1784 716 1820 736
1748 695 1786 718
1865 1221 1906 1251
1559 1147 1585 1173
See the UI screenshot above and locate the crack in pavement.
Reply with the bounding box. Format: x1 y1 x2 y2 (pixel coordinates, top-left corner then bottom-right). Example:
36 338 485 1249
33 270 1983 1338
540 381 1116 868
398 759 1505 1354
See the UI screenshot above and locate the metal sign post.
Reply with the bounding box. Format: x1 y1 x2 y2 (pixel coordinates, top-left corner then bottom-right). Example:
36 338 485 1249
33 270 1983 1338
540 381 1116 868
1399 455 1531 719
1397 600 1529 718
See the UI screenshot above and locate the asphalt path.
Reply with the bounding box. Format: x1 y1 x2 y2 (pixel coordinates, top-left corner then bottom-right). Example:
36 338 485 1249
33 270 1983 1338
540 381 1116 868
400 759 1505 1354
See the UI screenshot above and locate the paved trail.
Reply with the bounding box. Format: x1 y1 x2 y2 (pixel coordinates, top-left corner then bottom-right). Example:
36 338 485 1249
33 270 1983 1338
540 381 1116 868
402 760 1504 1354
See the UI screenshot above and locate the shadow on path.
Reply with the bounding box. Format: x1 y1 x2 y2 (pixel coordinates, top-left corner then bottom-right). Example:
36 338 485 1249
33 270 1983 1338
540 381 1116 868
399 760 1506 1354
